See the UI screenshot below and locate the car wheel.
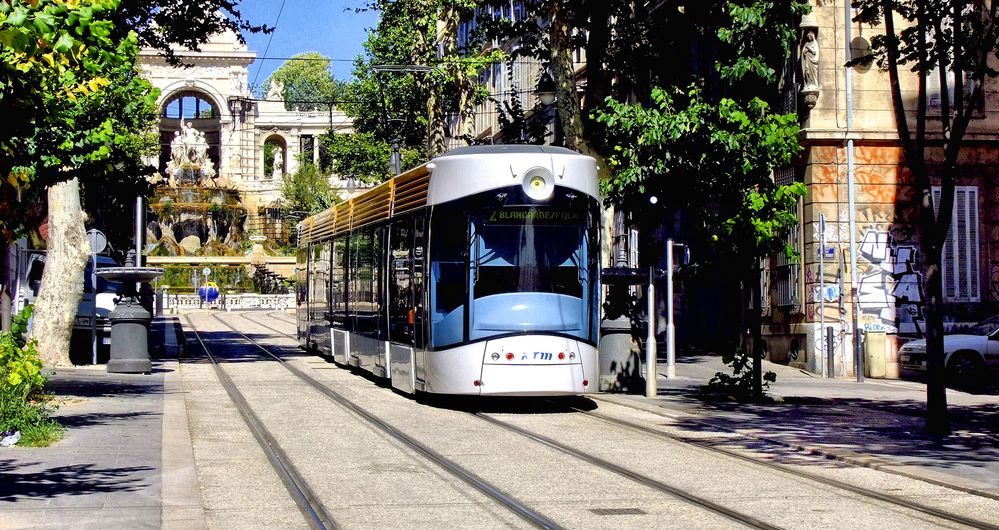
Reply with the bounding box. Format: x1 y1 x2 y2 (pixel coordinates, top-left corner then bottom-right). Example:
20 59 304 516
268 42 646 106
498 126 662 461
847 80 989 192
946 351 985 388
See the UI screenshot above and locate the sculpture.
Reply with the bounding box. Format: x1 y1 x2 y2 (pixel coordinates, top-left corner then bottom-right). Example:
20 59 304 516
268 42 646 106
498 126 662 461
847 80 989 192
266 79 285 101
164 122 218 186
272 150 283 178
801 30 819 89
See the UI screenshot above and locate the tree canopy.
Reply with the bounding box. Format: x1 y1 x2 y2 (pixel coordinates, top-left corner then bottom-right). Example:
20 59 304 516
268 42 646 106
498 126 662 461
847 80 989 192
261 52 343 111
0 0 159 243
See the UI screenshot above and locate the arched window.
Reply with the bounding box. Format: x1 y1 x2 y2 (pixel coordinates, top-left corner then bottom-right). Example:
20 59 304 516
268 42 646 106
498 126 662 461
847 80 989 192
163 92 217 119
159 90 221 179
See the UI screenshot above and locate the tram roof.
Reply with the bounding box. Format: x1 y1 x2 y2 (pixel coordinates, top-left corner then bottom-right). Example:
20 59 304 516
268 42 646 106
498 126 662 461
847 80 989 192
434 145 582 158
298 145 595 246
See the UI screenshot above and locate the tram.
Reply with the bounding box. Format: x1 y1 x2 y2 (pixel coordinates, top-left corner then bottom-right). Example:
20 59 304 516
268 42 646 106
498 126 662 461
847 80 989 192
295 145 600 395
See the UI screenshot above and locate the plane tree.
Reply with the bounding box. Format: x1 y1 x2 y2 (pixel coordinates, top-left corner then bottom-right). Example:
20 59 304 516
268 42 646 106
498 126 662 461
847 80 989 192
851 0 999 435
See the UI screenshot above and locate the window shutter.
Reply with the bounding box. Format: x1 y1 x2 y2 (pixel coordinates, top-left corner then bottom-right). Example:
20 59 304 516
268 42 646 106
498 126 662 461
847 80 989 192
966 187 980 301
932 185 980 302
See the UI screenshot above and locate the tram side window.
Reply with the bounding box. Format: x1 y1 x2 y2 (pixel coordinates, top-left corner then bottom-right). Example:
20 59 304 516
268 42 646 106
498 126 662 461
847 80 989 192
351 228 384 338
413 215 427 349
430 207 468 348
389 218 414 344
330 236 347 328
296 247 308 304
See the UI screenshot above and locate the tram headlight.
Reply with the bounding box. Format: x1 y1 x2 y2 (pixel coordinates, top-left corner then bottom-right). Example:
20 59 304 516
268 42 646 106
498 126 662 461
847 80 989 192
491 352 500 361
522 167 554 201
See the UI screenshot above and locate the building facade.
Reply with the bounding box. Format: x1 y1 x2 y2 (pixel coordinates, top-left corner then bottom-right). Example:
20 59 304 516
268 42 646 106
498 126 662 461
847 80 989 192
138 29 353 233
761 2 999 378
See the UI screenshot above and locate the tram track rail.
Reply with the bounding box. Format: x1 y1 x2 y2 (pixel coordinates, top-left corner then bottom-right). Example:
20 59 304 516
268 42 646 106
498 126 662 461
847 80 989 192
182 315 339 530
208 313 562 530
472 412 781 530
564 405 999 530
232 311 999 529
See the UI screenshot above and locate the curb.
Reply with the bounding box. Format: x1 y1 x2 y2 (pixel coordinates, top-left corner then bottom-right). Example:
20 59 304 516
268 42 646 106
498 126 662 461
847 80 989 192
592 393 999 501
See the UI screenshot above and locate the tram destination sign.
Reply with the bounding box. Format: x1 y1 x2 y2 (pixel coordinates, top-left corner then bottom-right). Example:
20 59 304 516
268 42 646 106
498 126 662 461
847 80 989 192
486 206 580 225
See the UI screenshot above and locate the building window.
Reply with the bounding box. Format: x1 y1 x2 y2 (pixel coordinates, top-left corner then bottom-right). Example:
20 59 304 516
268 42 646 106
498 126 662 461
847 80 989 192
771 167 802 308
933 185 980 302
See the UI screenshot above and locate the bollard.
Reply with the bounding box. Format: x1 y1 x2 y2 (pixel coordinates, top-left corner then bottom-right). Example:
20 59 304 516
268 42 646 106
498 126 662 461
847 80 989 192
826 326 835 377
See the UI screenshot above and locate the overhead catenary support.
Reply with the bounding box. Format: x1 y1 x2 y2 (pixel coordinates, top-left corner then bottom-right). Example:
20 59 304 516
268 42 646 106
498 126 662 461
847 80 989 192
845 0 863 382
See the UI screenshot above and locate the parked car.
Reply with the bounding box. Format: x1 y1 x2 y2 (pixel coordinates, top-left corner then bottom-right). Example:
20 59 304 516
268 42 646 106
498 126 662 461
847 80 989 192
898 315 999 384
13 247 121 363
72 255 123 361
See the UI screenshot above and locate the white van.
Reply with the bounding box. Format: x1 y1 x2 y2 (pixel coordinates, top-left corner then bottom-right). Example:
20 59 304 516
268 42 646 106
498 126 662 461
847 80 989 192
12 246 121 363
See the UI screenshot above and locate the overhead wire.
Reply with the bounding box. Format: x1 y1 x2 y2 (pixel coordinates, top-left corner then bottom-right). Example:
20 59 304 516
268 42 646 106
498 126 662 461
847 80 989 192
252 0 289 87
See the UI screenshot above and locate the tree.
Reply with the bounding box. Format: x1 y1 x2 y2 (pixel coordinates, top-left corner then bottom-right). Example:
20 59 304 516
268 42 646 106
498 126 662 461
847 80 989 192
1 0 159 365
110 0 270 65
261 52 343 111
852 0 999 435
280 162 336 216
593 1 809 398
321 132 421 184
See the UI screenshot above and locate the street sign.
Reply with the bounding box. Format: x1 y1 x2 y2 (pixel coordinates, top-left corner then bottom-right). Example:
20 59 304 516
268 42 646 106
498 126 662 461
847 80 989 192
87 229 107 254
817 246 835 259
202 267 211 277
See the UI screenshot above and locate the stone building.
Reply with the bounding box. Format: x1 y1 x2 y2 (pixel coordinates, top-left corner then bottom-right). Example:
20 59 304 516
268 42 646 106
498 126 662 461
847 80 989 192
760 3 999 378
138 29 353 238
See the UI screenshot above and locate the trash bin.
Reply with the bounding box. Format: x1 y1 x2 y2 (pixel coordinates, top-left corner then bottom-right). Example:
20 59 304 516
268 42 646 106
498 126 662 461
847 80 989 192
864 329 886 378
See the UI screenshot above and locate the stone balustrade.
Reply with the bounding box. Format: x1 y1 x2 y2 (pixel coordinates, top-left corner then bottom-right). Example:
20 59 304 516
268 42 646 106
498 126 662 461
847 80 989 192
163 292 295 312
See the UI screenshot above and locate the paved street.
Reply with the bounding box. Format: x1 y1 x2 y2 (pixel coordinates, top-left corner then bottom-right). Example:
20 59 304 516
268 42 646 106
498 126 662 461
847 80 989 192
1 310 997 529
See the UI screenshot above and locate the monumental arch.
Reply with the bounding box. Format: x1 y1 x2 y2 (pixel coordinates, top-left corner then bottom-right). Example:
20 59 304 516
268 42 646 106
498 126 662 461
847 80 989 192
138 29 352 234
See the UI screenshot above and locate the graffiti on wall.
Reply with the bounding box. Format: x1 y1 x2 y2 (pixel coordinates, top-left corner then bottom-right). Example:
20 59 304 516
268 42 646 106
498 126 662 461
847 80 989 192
857 229 924 335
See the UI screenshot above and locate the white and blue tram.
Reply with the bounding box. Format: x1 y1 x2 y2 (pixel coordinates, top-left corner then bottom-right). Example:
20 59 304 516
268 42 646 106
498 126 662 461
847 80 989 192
296 145 600 395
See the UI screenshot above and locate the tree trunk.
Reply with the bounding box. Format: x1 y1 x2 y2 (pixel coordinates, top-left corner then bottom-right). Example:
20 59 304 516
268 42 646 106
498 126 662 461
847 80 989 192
549 0 584 151
29 178 90 367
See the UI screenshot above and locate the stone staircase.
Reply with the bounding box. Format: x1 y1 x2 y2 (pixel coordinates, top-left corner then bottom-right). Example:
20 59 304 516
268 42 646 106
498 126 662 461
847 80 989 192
252 264 291 294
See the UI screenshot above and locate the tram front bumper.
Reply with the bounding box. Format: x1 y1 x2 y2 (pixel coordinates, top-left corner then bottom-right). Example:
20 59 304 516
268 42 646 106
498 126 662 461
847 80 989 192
477 363 591 396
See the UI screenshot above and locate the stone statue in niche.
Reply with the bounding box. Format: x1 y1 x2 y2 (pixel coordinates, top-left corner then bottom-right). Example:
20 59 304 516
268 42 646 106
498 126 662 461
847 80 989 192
165 122 218 187
799 27 820 109
272 149 283 178
801 29 819 89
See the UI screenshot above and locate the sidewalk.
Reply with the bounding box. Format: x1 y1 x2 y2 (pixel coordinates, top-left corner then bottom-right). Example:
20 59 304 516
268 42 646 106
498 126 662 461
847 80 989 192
599 350 999 495
0 316 203 529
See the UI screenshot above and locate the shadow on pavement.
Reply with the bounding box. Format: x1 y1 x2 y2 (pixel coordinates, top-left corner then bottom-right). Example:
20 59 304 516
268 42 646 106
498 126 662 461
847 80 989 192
658 388 999 471
0 460 152 501
54 411 161 429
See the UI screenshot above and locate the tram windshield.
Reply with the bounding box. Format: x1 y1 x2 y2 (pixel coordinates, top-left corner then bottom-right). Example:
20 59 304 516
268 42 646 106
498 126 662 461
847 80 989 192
429 188 599 349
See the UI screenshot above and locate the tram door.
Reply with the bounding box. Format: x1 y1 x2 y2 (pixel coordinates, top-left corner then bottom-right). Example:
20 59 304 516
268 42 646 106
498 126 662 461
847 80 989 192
388 215 427 391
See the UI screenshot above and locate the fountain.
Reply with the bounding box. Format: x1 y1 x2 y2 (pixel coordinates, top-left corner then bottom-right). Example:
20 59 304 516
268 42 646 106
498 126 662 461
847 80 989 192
96 254 164 374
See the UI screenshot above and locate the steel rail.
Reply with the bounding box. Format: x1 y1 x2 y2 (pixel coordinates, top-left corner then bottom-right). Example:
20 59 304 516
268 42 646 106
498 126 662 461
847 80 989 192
472 412 781 530
239 311 999 529
182 315 339 530
211 313 563 530
575 407 999 530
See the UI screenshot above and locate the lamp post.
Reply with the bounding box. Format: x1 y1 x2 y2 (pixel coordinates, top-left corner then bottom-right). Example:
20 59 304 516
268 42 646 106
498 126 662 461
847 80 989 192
371 64 434 173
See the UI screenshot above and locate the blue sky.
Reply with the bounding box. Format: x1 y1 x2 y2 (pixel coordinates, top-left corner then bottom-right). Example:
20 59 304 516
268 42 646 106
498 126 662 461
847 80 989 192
237 0 379 87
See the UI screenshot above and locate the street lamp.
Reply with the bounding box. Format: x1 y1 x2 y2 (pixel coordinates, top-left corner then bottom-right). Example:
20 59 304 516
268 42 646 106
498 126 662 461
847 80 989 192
535 68 557 106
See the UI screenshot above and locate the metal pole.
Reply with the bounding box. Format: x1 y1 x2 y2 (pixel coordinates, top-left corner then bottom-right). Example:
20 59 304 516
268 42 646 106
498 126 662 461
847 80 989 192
390 138 402 175
665 239 676 379
646 266 657 398
135 196 144 268
91 251 97 365
819 213 827 378
845 0 863 383
827 326 835 377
